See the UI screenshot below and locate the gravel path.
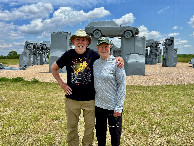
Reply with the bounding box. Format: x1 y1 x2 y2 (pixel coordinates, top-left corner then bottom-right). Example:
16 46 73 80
0 63 193 86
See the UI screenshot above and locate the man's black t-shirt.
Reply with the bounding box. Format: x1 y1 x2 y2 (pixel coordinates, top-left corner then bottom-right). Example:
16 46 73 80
56 48 100 101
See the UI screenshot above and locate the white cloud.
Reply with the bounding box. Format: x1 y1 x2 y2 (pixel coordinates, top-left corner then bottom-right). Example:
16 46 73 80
138 25 162 39
9 31 24 39
52 7 110 23
175 38 188 45
0 38 26 55
148 31 162 39
86 7 110 19
17 7 110 34
188 15 194 28
0 0 127 8
17 19 44 34
157 6 170 14
18 2 54 19
0 2 54 21
168 33 179 37
184 45 192 48
173 38 193 54
0 10 15 21
0 21 15 30
0 21 26 55
173 26 178 30
172 26 183 30
113 13 135 25
37 32 51 39
0 6 110 55
110 37 121 48
0 21 16 40
0 22 25 55
0 41 12 48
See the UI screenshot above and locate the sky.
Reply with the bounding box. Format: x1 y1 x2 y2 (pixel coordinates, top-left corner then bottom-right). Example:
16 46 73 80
0 0 194 56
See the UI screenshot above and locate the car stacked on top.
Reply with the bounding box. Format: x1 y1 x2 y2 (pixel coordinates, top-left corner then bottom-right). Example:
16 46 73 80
85 21 139 38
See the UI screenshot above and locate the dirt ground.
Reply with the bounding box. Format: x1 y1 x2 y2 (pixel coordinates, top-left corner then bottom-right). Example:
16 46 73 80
0 63 193 86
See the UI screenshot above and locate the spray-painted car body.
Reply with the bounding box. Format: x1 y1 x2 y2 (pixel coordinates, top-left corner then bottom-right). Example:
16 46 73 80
189 58 194 64
189 58 194 68
0 63 20 70
85 21 139 38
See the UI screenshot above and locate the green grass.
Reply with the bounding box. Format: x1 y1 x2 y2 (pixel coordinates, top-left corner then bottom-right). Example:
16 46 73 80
0 78 193 145
177 54 194 63
0 59 19 66
123 85 194 145
0 78 67 145
1 54 194 66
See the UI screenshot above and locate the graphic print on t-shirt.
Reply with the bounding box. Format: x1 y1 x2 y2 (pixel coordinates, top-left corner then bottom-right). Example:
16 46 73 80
71 57 91 85
72 61 88 75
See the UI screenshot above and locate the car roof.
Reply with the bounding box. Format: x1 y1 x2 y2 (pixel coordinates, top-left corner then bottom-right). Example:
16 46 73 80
86 21 118 27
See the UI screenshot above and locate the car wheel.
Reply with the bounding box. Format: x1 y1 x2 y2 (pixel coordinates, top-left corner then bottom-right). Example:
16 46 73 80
93 30 102 38
166 39 173 46
123 30 132 38
26 44 33 50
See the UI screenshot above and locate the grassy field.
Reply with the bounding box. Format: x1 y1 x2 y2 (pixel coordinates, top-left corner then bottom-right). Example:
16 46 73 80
177 54 194 63
0 59 19 66
0 54 194 66
0 77 193 145
0 56 193 145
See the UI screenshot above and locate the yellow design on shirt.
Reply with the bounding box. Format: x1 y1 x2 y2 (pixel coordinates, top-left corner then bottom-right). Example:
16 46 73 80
73 61 88 75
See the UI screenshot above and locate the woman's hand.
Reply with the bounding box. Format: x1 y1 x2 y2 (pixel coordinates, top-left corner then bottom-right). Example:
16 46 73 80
116 57 124 69
113 111 121 117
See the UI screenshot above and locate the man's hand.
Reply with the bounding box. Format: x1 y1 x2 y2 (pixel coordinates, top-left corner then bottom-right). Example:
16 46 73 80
113 111 121 117
59 82 72 95
116 57 124 69
51 62 72 95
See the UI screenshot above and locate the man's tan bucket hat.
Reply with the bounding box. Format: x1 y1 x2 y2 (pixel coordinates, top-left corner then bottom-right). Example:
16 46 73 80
70 29 92 44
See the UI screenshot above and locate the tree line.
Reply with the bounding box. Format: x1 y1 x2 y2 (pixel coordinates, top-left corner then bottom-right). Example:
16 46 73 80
0 51 20 59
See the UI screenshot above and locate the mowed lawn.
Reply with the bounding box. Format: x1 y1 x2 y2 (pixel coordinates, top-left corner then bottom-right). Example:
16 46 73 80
0 78 193 145
0 59 19 66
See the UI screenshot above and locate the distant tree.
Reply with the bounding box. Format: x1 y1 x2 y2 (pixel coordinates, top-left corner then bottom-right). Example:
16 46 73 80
7 51 20 59
0 55 6 59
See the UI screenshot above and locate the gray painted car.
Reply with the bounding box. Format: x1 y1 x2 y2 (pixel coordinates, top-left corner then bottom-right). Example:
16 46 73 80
85 21 139 38
0 63 20 70
189 58 194 68
189 58 194 64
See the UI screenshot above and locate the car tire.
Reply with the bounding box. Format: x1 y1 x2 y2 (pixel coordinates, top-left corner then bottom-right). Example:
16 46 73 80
123 30 133 38
93 30 102 38
166 39 173 46
26 44 33 50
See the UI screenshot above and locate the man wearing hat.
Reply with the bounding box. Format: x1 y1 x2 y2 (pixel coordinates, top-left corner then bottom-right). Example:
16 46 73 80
51 29 123 146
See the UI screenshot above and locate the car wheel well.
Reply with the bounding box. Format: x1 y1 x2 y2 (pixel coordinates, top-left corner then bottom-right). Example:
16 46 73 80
123 30 133 38
93 29 102 38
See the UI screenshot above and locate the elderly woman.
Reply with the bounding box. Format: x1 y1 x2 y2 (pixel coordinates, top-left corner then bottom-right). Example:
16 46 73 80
93 37 126 146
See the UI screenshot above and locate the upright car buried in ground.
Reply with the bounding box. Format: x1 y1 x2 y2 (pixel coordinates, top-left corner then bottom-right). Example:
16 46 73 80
85 21 139 38
189 58 194 68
